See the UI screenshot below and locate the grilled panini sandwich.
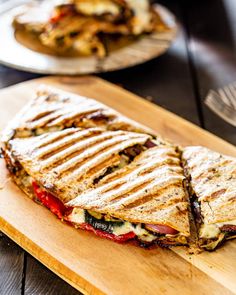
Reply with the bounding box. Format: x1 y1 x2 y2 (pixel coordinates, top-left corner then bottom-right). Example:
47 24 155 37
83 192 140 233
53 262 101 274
3 126 191 246
13 0 169 57
67 145 191 246
3 127 153 218
182 146 236 251
1 85 155 144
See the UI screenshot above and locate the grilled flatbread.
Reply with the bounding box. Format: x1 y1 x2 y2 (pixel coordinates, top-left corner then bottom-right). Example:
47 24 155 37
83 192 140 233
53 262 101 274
3 126 190 246
1 85 155 144
182 146 236 251
5 127 151 203
67 145 191 246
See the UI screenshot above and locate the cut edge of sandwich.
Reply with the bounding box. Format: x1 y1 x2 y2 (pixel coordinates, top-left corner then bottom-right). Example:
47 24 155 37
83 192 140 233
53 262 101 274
65 145 192 247
182 146 236 251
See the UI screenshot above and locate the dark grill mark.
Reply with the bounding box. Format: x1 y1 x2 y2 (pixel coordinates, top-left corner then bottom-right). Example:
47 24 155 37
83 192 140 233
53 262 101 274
29 110 55 122
37 129 77 149
39 130 103 161
85 111 111 122
47 109 100 126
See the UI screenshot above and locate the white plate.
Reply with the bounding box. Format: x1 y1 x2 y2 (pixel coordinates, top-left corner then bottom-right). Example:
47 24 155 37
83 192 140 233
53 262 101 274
0 1 178 75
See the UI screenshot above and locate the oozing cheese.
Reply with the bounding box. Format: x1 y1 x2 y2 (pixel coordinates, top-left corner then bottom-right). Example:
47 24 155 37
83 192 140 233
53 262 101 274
199 224 220 239
113 222 156 242
200 219 236 239
69 208 85 224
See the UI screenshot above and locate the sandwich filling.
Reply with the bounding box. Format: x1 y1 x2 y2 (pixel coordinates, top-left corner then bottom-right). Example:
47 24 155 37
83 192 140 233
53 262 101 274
190 195 236 251
67 208 186 246
32 181 185 246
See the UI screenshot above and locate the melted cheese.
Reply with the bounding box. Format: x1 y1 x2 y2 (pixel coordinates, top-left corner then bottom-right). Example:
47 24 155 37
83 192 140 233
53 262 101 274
199 224 220 239
68 208 85 224
113 222 156 242
75 1 120 16
200 219 236 239
68 208 156 242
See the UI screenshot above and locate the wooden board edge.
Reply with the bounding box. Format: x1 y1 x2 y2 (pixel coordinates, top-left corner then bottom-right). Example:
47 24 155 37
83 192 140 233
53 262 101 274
0 216 105 295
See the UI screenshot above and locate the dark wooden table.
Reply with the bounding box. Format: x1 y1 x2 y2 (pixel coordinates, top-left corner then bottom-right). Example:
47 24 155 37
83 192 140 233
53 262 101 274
0 0 236 294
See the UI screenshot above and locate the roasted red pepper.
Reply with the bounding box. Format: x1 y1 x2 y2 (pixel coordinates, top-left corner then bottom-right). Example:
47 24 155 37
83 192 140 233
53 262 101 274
50 5 75 23
79 223 136 243
32 181 66 219
32 182 136 242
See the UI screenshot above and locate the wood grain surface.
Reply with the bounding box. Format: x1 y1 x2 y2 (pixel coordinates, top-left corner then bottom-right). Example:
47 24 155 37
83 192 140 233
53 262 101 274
24 255 79 295
0 234 24 295
0 76 235 295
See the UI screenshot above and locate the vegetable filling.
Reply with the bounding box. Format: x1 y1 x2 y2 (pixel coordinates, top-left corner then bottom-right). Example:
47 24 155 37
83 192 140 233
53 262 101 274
32 182 185 245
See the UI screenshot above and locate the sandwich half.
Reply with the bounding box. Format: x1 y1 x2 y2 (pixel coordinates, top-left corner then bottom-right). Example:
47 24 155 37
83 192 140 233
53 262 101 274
3 127 190 247
182 146 236 251
67 145 191 247
1 85 155 144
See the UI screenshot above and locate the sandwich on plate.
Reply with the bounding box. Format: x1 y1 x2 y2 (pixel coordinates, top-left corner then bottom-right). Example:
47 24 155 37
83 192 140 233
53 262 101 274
2 126 191 247
13 0 170 57
182 146 236 251
1 85 154 144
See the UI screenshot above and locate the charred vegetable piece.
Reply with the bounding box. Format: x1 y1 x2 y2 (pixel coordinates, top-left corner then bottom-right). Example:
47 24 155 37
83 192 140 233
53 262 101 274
122 144 143 159
201 233 226 251
192 200 202 224
86 111 110 121
220 225 236 233
85 210 123 233
144 139 157 148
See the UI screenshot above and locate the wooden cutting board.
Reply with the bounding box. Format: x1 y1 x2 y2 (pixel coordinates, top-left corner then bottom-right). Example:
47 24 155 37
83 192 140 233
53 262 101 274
0 76 236 295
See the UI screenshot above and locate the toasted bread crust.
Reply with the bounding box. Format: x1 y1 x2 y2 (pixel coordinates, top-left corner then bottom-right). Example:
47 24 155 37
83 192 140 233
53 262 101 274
9 127 151 203
182 146 236 225
1 85 156 144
